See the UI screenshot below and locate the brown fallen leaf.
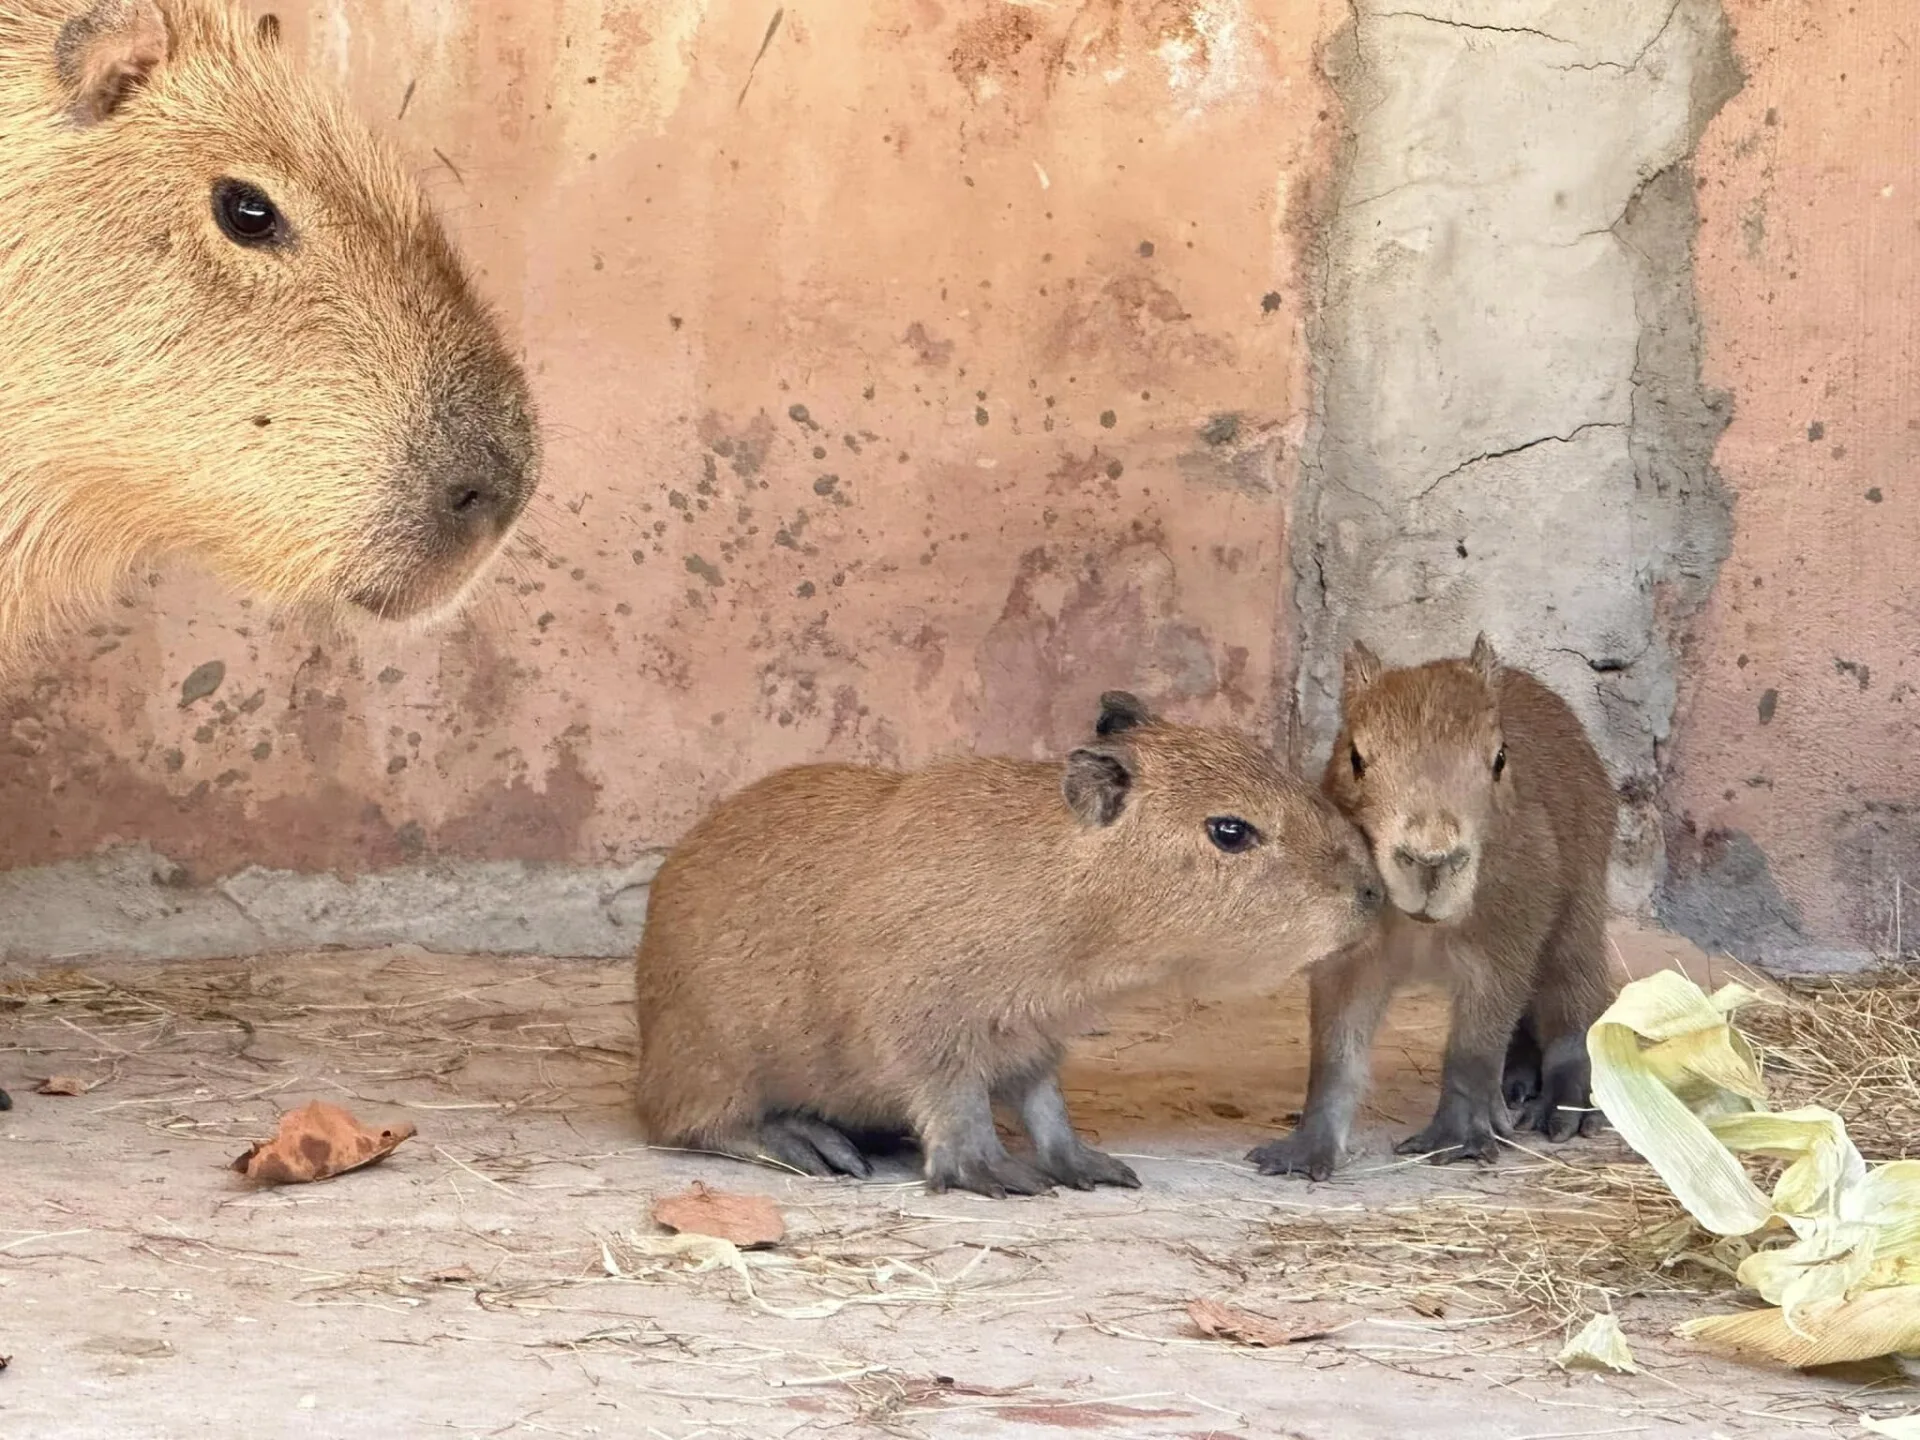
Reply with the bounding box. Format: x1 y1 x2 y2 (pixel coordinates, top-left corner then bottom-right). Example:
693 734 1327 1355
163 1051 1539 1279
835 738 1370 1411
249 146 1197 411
650 1181 785 1248
36 1075 89 1096
230 1100 416 1185
1187 1297 1333 1348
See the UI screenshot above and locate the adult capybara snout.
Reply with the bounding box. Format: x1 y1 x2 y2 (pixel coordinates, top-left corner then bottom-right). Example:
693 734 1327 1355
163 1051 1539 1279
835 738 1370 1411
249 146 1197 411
360 352 540 619
2 0 539 628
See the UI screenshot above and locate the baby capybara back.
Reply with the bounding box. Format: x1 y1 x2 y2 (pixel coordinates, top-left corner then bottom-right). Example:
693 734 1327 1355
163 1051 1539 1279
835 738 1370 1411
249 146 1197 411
636 692 1385 1198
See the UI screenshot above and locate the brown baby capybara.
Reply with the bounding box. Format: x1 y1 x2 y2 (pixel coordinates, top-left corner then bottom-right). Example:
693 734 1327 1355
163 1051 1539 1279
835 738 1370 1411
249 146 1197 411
0 0 538 647
1249 634 1617 1181
0 0 540 1109
635 692 1385 1199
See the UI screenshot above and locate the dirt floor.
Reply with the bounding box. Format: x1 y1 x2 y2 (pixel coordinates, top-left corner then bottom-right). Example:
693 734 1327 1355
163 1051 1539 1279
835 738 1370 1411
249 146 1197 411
2 923 1913 1439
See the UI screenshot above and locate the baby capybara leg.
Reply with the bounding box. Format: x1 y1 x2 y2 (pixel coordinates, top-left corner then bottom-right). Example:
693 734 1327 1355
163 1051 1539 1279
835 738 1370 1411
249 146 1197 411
1396 943 1530 1165
1502 1012 1545 1115
1518 901 1612 1141
913 1083 1052 1199
999 1069 1138 1191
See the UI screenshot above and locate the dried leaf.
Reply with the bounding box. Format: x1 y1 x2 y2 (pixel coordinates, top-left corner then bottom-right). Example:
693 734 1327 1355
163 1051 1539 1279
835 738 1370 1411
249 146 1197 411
1556 1312 1639 1373
1187 1297 1330 1347
36 1075 89 1096
230 1100 416 1185
650 1182 784 1248
423 1265 477 1285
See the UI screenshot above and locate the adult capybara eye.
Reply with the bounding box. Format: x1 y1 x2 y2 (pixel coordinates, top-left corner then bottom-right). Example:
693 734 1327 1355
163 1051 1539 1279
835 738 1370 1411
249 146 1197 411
1205 816 1261 854
212 179 285 247
1492 744 1507 778
1349 744 1366 780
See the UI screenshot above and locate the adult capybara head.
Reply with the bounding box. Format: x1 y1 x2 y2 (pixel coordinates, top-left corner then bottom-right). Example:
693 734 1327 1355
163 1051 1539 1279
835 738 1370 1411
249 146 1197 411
1323 634 1510 925
0 0 537 638
1064 691 1383 987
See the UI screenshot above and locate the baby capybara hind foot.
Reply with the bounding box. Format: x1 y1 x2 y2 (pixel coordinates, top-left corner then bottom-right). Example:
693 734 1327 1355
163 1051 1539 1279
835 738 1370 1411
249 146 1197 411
708 1115 875 1178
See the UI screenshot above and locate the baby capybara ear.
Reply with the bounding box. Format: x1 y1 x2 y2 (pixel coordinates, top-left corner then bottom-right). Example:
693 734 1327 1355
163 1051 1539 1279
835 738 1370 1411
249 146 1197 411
55 0 169 125
1094 690 1152 737
256 12 281 47
1342 641 1384 706
1468 631 1500 683
1062 746 1133 827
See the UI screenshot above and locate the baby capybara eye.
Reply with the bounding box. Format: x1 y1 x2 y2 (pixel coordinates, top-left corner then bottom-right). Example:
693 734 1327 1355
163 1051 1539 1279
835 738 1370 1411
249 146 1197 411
1350 745 1366 780
211 178 284 247
1206 816 1260 853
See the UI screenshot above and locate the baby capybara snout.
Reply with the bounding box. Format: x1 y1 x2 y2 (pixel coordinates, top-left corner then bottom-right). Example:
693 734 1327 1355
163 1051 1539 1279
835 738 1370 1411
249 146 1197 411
1 0 538 631
632 690 1384 1199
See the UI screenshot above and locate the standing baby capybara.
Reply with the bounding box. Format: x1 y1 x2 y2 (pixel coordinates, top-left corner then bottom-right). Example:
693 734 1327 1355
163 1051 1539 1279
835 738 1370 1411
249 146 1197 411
634 691 1386 1199
1249 634 1617 1180
0 0 541 1108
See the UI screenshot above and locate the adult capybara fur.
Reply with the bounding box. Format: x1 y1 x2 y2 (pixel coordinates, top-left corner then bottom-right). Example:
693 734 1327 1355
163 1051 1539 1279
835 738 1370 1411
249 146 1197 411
0 0 538 1108
1249 634 1617 1181
635 692 1386 1199
0 0 538 647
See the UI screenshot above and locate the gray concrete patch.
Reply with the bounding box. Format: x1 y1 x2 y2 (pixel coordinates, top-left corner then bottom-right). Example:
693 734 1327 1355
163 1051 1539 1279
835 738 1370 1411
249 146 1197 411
1289 0 1741 919
0 844 662 962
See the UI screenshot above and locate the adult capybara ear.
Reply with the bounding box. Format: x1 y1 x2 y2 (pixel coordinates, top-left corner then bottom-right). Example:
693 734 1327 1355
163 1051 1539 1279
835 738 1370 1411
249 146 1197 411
1094 690 1152 738
1468 631 1500 683
1063 746 1133 827
1342 640 1384 706
256 12 282 47
55 0 170 125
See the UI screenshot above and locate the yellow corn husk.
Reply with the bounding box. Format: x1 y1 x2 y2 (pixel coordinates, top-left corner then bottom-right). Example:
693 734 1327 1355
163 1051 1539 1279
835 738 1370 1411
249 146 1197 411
1556 1311 1639 1373
1589 971 1920 1368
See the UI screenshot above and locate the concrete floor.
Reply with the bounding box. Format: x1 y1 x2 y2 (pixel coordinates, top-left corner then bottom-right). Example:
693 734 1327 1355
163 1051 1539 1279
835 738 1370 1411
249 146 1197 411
0 925 1907 1438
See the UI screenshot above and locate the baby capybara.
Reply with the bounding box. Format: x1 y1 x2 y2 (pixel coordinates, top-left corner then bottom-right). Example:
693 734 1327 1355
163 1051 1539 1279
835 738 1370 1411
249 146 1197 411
1250 634 1617 1180
636 692 1385 1198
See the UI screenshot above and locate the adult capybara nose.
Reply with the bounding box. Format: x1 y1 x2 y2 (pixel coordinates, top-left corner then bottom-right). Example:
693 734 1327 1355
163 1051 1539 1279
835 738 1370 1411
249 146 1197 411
438 437 530 542
418 384 538 551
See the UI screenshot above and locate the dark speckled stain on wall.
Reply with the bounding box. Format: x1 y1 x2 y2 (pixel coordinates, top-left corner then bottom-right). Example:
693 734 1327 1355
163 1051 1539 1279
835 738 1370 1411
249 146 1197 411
974 526 1225 756
0 675 600 880
1656 818 1806 961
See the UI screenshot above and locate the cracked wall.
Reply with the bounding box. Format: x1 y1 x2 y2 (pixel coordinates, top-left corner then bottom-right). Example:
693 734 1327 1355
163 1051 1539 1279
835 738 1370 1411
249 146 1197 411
3 0 1910 972
1663 0 1920 970
0 0 1348 961
1291 0 1740 913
